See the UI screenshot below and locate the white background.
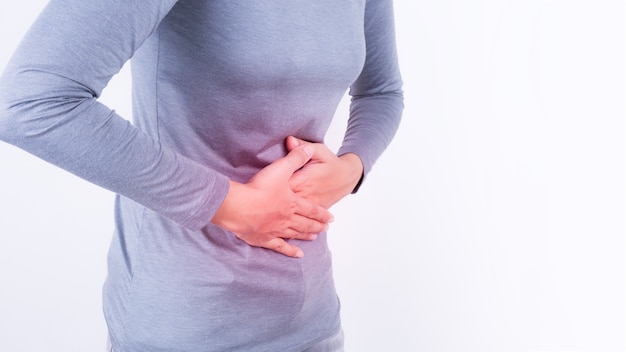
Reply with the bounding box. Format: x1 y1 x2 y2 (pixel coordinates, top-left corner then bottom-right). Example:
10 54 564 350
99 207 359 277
0 1 623 351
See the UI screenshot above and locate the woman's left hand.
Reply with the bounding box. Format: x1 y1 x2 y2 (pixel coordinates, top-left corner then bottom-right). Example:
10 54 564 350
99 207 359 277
286 136 364 209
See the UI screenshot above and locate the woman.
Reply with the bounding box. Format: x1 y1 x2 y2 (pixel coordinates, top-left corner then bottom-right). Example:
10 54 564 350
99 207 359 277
0 0 403 350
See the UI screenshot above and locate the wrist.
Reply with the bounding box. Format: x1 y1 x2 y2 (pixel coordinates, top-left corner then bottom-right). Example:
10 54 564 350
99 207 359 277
338 153 364 192
211 180 246 232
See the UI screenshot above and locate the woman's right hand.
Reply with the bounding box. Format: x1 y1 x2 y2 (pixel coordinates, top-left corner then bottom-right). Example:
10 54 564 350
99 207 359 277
210 145 334 258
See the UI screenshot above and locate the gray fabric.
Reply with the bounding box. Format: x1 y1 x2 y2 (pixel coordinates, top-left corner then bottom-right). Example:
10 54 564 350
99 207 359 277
303 329 345 352
0 0 403 351
108 329 342 352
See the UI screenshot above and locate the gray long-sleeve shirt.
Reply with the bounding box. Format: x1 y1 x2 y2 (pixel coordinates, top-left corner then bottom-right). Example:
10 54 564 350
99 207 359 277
0 0 403 350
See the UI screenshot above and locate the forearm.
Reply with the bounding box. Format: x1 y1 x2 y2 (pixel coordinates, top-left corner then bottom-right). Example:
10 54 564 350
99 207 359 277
338 0 403 181
338 93 403 177
0 82 229 230
0 0 230 230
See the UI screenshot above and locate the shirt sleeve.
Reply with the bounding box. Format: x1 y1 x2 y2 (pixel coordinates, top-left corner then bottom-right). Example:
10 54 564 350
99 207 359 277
338 0 404 190
0 0 230 231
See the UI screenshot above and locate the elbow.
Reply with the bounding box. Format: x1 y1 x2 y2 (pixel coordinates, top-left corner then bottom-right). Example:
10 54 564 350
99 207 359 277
350 69 404 102
350 83 404 112
0 77 28 146
0 68 94 148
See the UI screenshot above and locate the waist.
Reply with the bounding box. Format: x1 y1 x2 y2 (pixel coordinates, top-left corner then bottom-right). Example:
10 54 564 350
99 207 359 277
104 202 339 350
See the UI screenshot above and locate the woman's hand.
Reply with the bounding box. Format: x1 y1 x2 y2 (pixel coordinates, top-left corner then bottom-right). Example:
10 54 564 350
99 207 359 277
211 145 334 258
286 136 364 209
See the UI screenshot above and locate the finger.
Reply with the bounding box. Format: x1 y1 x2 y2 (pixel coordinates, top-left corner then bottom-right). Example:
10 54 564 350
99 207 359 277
287 136 335 162
285 136 312 152
295 197 334 223
285 211 331 235
291 232 319 241
288 169 307 190
278 228 319 241
274 144 314 174
285 135 300 151
277 228 304 239
264 238 304 258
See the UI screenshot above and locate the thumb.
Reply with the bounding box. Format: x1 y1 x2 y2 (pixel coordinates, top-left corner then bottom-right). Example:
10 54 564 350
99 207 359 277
278 144 314 173
285 136 300 151
286 136 311 152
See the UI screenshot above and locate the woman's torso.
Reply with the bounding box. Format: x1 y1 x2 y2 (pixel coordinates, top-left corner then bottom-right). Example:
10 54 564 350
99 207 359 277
104 1 366 350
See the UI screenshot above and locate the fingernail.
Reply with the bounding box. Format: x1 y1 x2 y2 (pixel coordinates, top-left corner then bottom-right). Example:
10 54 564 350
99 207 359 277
303 145 313 157
295 249 304 258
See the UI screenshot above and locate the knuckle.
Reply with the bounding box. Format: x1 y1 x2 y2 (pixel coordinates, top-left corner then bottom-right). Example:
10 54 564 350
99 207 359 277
272 242 285 251
303 220 322 234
